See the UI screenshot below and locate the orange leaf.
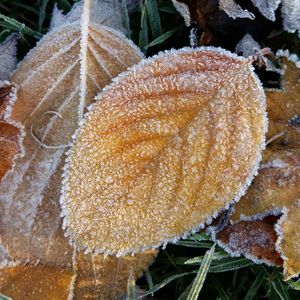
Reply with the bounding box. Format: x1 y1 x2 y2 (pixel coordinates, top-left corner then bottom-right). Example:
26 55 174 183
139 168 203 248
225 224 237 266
61 47 267 255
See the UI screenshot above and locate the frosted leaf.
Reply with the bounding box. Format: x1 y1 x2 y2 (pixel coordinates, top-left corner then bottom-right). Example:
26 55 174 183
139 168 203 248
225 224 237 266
0 34 18 80
250 0 281 21
215 217 283 266
61 47 267 255
217 54 300 279
266 53 300 128
0 264 73 300
50 0 124 33
231 150 300 279
0 81 21 180
219 0 255 20
235 34 261 57
0 0 143 265
282 0 300 37
171 0 191 26
235 34 282 74
72 250 157 300
0 250 156 300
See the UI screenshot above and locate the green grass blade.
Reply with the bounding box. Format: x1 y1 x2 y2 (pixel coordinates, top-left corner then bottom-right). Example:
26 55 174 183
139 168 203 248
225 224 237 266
139 2 148 52
145 0 162 39
144 269 154 296
244 269 265 300
187 244 216 300
287 278 300 290
0 294 11 300
271 273 292 300
127 269 137 300
56 0 72 12
119 0 130 37
38 0 49 31
8 1 39 14
146 25 181 48
175 240 213 249
188 232 212 241
0 14 42 39
210 277 230 300
178 282 193 300
209 258 253 273
185 252 228 265
140 270 198 297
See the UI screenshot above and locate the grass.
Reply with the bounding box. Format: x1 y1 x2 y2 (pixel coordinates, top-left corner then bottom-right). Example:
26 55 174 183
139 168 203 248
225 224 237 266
0 0 299 299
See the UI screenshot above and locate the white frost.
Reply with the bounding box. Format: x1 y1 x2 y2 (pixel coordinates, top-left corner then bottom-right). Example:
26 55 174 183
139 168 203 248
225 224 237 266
219 0 255 20
251 0 281 21
0 34 17 80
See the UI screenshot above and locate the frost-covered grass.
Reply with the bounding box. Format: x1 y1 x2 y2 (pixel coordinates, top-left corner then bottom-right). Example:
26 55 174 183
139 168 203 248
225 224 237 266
0 0 299 299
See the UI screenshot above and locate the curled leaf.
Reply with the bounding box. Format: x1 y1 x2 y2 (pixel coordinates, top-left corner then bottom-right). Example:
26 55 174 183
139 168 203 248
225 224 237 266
61 47 267 255
0 0 143 265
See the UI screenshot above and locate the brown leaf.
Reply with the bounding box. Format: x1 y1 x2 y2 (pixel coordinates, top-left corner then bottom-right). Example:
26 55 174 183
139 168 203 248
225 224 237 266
0 0 143 265
0 81 20 180
216 216 283 266
216 53 300 279
0 264 73 300
61 47 267 255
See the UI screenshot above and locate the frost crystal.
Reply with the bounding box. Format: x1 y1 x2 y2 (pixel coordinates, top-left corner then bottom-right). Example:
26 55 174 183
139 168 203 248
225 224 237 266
250 0 281 21
0 34 17 80
235 34 282 74
171 0 191 26
61 47 267 256
219 0 255 20
282 0 300 37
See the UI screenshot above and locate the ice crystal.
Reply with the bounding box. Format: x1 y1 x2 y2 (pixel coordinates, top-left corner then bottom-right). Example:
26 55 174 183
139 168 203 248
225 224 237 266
235 34 283 74
0 34 17 80
61 47 267 256
219 0 255 20
282 0 300 36
171 0 191 26
251 0 281 21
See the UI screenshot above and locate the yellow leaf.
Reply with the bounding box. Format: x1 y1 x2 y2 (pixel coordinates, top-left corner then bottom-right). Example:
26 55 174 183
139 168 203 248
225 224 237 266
61 47 267 255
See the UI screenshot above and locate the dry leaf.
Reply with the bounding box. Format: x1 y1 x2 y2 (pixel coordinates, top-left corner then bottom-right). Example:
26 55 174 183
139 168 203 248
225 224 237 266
0 81 20 180
216 53 300 279
72 250 157 299
0 265 73 300
0 0 143 265
216 216 283 266
61 47 267 255
0 250 156 300
230 150 300 279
